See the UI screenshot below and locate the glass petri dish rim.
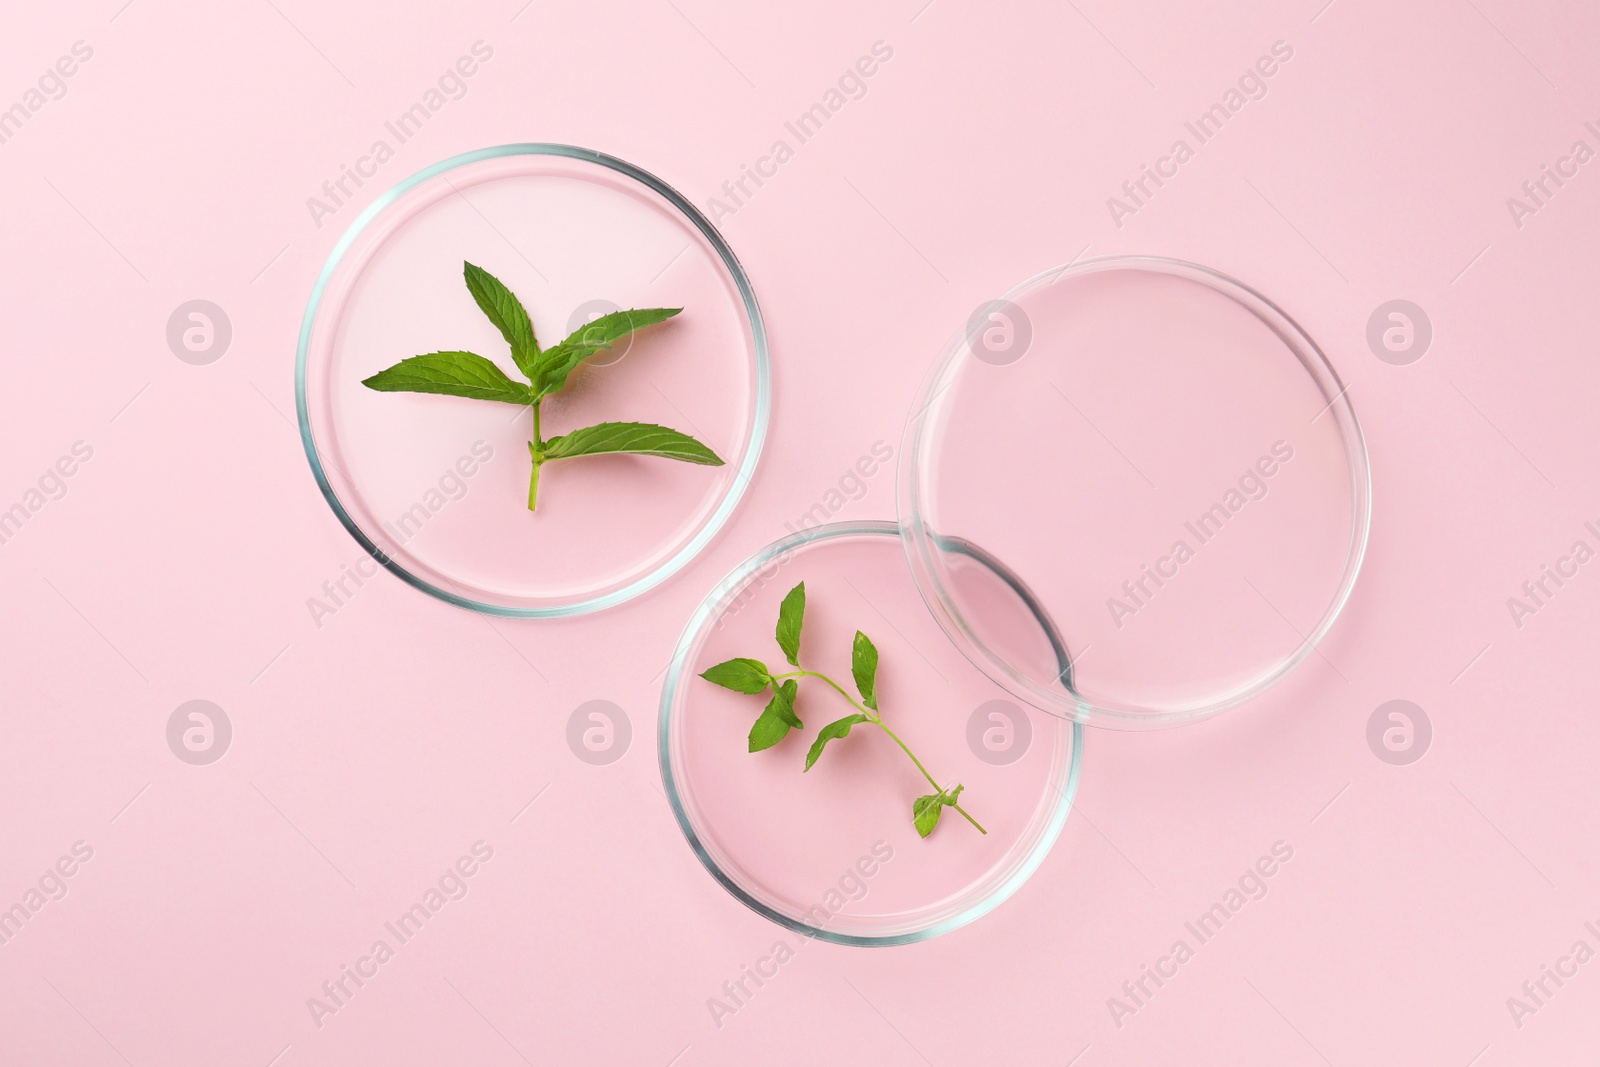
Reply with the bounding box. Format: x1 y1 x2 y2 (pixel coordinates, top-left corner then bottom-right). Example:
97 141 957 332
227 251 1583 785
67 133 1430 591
898 254 1372 729
294 143 771 618
658 519 1084 947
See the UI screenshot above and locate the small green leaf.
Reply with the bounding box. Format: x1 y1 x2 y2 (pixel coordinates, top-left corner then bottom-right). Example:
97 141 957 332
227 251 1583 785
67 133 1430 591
361 351 532 405
775 582 805 667
913 794 944 838
748 707 789 751
944 784 964 806
700 658 770 694
851 631 879 711
770 678 801 728
542 422 723 465
566 306 681 349
462 262 539 380
804 713 869 771
749 681 800 752
534 307 680 397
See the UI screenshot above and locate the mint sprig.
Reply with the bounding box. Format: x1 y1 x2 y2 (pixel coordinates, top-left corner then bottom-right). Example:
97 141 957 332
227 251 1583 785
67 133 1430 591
700 580 985 839
361 261 723 511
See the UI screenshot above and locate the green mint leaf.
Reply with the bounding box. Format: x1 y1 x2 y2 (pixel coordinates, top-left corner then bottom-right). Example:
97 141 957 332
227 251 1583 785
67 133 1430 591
749 681 800 752
803 713 869 771
770 679 801 728
361 351 532 405
563 307 681 348
913 793 944 838
775 582 805 667
943 784 964 807
534 307 681 397
851 631 879 711
748 706 789 751
462 262 539 380
542 422 723 466
699 658 771 694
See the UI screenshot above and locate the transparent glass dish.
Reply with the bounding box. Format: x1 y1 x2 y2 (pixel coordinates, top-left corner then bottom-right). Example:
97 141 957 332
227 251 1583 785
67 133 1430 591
659 521 1082 946
296 144 769 617
899 256 1370 728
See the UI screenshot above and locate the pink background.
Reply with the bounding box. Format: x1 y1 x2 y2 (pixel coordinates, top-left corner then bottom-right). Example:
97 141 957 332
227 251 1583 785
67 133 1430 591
2 0 1598 1064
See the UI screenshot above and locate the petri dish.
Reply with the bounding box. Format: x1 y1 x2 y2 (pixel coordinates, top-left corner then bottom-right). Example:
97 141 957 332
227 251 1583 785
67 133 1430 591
900 256 1370 728
296 145 768 617
659 521 1082 946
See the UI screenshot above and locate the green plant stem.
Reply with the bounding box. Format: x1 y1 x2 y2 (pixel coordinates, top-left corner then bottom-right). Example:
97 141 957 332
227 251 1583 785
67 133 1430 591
527 399 544 511
773 669 987 834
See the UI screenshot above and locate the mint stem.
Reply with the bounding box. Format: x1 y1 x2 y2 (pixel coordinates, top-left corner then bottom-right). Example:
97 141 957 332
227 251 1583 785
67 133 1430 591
772 668 987 835
527 399 544 511
875 720 986 834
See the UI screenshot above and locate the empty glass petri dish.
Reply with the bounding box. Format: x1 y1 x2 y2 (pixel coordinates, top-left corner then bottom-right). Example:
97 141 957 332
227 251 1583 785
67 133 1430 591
659 522 1082 945
297 144 768 617
900 256 1370 728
